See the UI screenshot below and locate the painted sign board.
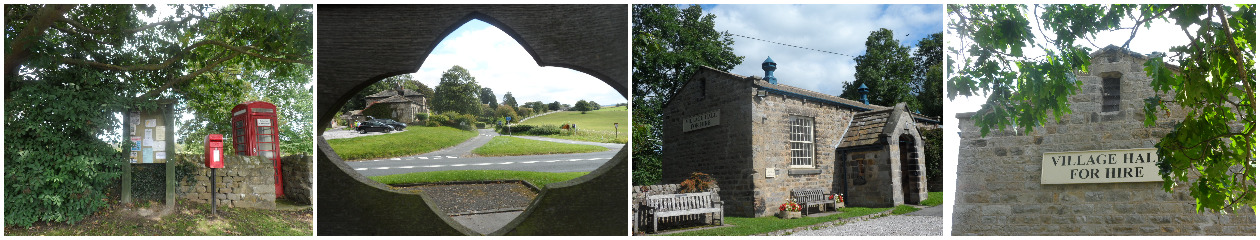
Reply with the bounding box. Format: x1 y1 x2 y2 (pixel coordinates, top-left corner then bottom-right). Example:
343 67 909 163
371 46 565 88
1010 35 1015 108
683 109 720 132
1042 148 1161 184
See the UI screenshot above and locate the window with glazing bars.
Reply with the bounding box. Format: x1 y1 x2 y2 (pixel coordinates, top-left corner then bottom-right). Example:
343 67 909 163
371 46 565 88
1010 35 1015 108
789 116 814 167
1102 76 1121 112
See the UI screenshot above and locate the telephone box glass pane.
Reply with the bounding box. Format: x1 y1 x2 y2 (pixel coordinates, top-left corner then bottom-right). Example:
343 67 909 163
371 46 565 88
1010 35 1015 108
257 127 273 134
259 143 274 151
257 134 274 143
235 121 243 128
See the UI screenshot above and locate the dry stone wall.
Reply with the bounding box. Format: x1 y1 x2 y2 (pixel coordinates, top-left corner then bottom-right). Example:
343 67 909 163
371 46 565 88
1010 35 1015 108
953 48 1255 235
176 154 276 209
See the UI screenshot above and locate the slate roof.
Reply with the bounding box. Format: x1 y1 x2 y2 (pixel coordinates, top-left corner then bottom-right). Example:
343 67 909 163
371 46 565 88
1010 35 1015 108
374 95 418 104
367 89 424 98
838 108 894 148
751 77 886 111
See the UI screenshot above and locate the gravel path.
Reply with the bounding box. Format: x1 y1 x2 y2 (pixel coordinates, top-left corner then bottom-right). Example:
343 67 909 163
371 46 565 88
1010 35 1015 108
392 181 538 215
322 128 405 140
791 213 942 236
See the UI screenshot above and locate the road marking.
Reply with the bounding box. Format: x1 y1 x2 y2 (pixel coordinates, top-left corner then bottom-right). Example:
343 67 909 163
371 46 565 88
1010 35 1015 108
588 158 602 160
418 157 428 159
522 161 539 163
499 162 514 164
373 167 390 170
423 165 444 168
451 164 467 167
472 163 492 166
391 158 401 161
447 156 458 159
354 168 367 171
544 160 561 163
398 166 415 169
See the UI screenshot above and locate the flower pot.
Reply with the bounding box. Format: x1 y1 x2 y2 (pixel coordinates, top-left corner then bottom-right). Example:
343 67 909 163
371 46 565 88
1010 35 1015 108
779 211 801 219
836 202 845 208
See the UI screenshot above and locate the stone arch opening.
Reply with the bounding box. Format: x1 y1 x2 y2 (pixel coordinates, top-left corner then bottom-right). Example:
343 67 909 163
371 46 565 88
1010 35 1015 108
316 5 626 236
899 134 921 205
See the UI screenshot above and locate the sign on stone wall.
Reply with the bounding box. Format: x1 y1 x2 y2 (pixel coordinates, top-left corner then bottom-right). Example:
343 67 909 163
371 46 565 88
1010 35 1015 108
683 109 720 132
1042 148 1161 184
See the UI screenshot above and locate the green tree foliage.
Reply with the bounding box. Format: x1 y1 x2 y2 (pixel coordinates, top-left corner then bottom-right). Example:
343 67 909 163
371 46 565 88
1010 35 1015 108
495 105 520 123
548 101 561 111
501 91 518 111
522 101 547 115
573 99 591 113
479 87 499 110
914 33 944 119
948 4 1255 212
4 4 312 226
432 65 482 115
589 101 601 110
921 128 944 192
839 28 918 111
632 4 744 185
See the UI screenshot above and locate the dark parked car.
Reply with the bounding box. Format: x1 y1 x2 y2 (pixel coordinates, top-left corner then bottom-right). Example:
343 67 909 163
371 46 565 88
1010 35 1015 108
357 120 393 134
370 118 408 131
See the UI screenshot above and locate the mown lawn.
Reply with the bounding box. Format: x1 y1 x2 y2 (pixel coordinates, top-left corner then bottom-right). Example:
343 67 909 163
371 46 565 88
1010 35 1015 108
663 207 891 236
516 109 629 143
370 170 589 188
921 192 943 206
4 200 311 236
472 136 607 156
326 126 476 161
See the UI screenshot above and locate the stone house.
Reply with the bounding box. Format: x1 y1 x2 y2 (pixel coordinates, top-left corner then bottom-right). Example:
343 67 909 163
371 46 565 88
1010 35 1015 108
661 57 938 217
952 45 1254 235
362 87 428 123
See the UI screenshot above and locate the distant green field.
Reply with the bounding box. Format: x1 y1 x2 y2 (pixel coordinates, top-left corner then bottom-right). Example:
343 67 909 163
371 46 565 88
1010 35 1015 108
594 106 626 111
520 108 628 132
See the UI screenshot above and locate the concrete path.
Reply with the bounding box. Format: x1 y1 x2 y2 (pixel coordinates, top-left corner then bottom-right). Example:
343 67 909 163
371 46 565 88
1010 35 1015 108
449 211 523 235
791 205 943 236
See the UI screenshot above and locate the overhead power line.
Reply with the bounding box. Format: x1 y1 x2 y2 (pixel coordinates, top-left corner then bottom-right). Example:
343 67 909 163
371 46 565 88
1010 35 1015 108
728 33 860 59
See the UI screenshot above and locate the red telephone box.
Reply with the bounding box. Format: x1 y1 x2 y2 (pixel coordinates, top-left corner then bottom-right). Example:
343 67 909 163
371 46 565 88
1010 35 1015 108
205 134 225 168
231 101 283 197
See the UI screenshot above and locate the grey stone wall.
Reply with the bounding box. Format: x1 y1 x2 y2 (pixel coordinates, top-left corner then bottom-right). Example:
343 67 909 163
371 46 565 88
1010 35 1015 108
661 68 757 217
748 84 855 217
953 49 1255 235
176 154 276 209
844 150 894 207
281 154 312 205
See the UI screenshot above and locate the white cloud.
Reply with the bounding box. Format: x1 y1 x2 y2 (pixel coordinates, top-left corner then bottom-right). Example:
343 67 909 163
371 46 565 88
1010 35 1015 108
410 20 624 107
706 4 943 96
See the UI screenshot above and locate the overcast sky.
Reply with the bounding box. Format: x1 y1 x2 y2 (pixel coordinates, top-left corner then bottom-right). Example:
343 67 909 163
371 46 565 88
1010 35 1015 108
701 4 943 96
406 20 624 107
942 5 1193 234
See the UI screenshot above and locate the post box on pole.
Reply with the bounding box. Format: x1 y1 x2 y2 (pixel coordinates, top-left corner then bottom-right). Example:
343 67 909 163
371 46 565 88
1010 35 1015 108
205 134 224 215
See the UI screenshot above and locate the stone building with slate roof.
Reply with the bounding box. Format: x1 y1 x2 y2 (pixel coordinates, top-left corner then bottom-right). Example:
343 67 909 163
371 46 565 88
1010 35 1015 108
660 57 937 217
362 87 428 123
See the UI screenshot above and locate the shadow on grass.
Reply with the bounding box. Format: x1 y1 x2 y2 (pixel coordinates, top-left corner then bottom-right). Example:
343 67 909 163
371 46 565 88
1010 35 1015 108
662 207 891 236
4 200 312 236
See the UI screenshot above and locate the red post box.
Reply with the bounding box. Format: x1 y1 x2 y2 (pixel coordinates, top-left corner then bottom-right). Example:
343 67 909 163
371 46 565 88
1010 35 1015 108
205 134 224 168
231 101 283 197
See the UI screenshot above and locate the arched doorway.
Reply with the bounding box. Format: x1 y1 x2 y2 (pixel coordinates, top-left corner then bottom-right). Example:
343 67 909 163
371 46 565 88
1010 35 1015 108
899 134 921 205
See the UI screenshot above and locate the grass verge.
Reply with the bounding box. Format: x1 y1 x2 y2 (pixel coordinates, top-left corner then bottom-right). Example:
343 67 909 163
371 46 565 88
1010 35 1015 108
472 136 607 156
663 207 890 236
920 192 943 206
891 205 921 215
370 170 589 188
326 126 476 161
4 200 311 236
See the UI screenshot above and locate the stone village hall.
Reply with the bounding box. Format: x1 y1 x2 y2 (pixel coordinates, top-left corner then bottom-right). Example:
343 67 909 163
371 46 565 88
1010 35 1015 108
662 57 939 217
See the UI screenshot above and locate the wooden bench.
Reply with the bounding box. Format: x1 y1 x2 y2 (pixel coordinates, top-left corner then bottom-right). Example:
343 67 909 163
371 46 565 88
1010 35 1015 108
791 188 833 215
643 192 723 233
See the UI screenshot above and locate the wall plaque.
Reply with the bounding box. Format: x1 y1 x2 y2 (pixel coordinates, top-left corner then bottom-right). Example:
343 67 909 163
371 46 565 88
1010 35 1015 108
1042 148 1161 184
683 109 720 132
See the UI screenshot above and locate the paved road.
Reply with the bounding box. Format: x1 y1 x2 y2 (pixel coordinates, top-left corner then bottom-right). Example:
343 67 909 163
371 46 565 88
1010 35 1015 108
346 130 621 177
